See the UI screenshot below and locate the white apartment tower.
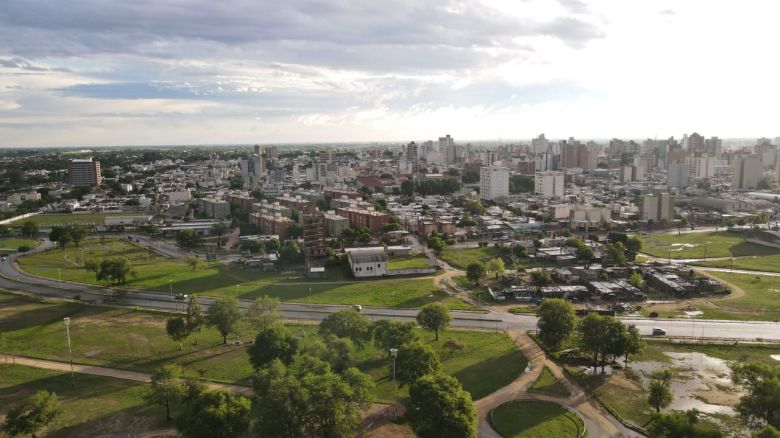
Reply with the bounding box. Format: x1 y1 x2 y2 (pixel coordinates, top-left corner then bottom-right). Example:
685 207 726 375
667 161 689 188
732 156 761 190
479 164 510 200
534 171 564 198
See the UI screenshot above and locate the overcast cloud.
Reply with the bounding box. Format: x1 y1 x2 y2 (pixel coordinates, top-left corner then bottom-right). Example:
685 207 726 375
0 0 779 147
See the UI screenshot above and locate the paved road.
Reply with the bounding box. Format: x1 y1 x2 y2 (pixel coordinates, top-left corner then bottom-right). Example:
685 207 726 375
4 241 780 341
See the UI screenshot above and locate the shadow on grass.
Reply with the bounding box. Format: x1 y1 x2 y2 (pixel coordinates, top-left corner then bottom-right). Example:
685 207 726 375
452 348 527 400
0 300 113 333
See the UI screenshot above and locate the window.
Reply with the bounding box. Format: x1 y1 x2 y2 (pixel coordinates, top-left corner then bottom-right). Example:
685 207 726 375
377 264 381 268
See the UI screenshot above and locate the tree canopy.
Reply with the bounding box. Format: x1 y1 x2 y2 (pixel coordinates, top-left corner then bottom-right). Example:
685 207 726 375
536 298 575 351
407 373 478 438
318 309 372 346
416 303 451 341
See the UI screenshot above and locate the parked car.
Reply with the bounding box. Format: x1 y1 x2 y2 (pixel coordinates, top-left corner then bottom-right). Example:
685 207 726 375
652 327 667 336
174 293 188 300
352 304 362 313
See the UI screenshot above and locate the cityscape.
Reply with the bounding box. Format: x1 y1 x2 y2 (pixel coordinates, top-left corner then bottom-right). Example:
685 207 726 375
2 2 780 438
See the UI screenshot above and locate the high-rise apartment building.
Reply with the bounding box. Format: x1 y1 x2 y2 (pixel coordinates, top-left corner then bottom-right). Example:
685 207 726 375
239 155 265 188
302 204 326 263
406 141 419 173
531 133 549 154
534 171 564 198
667 161 689 188
68 158 102 186
642 192 674 222
479 164 509 200
732 156 762 190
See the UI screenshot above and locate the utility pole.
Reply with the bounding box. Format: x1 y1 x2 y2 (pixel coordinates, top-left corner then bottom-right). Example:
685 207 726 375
390 348 398 381
309 287 312 306
63 317 74 387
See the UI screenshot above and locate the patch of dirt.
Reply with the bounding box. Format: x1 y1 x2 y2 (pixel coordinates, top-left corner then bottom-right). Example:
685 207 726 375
359 404 414 438
128 333 150 342
607 374 642 391
694 389 742 407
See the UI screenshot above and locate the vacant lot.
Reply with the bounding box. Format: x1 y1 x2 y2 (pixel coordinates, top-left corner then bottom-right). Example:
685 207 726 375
490 400 584 438
9 213 132 226
387 256 431 270
441 246 505 269
0 237 40 250
0 291 524 403
696 272 780 321
0 365 167 438
18 238 471 309
642 232 780 259
693 255 780 273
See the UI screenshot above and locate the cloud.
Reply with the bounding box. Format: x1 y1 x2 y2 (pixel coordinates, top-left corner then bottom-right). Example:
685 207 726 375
0 57 72 72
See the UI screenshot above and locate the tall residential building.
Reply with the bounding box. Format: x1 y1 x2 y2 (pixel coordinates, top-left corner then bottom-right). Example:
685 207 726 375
68 158 102 186
732 156 762 190
684 156 715 179
705 137 722 157
562 142 578 169
302 204 326 263
531 133 549 154
642 192 674 222
479 164 509 200
406 141 419 173
687 132 705 152
438 135 456 164
239 155 265 188
534 171 565 198
667 161 689 188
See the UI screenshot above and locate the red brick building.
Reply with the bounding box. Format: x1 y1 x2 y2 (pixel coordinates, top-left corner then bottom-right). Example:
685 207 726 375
336 207 389 233
249 213 294 239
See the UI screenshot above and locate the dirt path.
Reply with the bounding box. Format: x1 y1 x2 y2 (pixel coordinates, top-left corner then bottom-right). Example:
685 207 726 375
474 330 641 438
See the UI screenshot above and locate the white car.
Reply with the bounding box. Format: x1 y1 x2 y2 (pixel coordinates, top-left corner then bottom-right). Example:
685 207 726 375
0 256 7 262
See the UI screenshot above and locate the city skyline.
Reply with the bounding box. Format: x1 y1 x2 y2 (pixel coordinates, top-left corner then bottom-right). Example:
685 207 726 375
2 0 780 147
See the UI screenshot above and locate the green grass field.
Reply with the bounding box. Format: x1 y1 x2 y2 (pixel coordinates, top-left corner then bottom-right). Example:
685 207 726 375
17 238 471 309
0 365 165 437
387 256 431 270
693 255 780 273
0 237 40 250
9 213 133 226
529 366 570 398
642 232 780 259
694 272 780 321
490 400 584 438
0 291 524 403
440 246 505 269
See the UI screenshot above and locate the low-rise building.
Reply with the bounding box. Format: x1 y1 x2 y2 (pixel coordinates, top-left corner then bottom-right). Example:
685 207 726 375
249 213 294 238
346 247 388 278
336 207 389 233
324 212 349 237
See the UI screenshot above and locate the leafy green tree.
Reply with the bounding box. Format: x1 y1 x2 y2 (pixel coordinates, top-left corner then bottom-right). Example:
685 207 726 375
731 362 780 429
210 222 229 248
647 409 722 438
407 373 477 438
176 229 201 248
176 389 252 438
185 256 201 270
185 295 205 345
578 313 606 373
245 296 279 331
166 317 190 350
396 342 441 386
648 369 674 413
629 271 644 289
466 263 486 285
0 224 11 236
305 364 373 437
318 309 372 346
21 220 38 237
2 390 62 438
624 324 645 364
372 320 418 354
577 246 594 268
755 425 780 438
604 242 628 267
302 334 356 374
536 298 575 351
427 236 445 252
531 270 552 285
416 303 451 341
625 236 643 252
95 257 134 285
289 223 303 239
146 364 185 421
248 325 299 370
252 360 309 438
513 245 528 258
206 298 242 344
486 258 505 278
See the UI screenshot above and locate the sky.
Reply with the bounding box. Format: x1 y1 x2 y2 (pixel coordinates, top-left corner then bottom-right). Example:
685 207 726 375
1 0 779 147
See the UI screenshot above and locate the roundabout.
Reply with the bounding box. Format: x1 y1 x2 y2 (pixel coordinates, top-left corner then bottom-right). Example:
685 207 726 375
489 399 586 438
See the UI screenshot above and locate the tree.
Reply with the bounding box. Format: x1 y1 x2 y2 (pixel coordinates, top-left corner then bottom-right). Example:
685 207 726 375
624 324 645 364
465 263 486 285
229 176 244 190
396 342 442 386
206 298 242 344
304 365 373 437
604 242 628 267
625 236 643 253
185 256 201 270
372 320 418 354
427 236 445 252
731 362 780 429
288 223 303 239
210 222 229 248
166 317 189 350
245 296 279 332
2 390 62 438
407 373 478 438
95 257 134 285
416 303 451 341
577 246 594 268
147 364 185 421
578 313 606 373
647 409 722 438
531 270 552 285
629 271 644 289
185 295 205 345
302 334 356 373
251 360 309 438
513 245 528 258
486 258 505 278
176 229 201 248
318 309 372 346
755 425 780 438
248 325 299 370
536 299 575 351
648 369 674 413
21 220 38 237
176 389 252 438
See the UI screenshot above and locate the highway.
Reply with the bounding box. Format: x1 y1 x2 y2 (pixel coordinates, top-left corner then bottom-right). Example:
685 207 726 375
3 239 780 341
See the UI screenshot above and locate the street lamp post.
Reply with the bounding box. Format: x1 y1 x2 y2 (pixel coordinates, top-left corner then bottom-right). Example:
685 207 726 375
309 287 312 306
235 284 240 300
169 280 173 301
390 348 398 382
63 317 74 387
703 241 712 261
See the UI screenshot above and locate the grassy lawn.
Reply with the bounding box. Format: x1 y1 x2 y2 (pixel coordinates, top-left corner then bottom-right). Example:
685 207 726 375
0 364 166 437
17 238 472 309
693 255 780 273
441 246 505 269
0 291 524 403
0 237 40 250
644 339 780 365
387 256 431 270
642 232 780 259
9 213 133 226
697 272 780 321
529 366 569 397
490 400 584 438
